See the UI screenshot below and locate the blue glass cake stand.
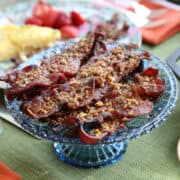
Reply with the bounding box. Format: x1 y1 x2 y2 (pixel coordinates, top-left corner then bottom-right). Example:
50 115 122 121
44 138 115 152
5 43 178 168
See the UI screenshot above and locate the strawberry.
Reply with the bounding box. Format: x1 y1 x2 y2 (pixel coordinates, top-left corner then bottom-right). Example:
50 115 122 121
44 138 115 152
33 0 52 22
61 25 79 38
54 12 72 28
43 10 60 27
71 11 86 26
25 17 43 26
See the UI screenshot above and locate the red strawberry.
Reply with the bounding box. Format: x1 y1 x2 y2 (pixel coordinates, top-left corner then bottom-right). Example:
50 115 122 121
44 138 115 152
43 10 60 27
61 25 79 38
25 17 43 26
71 11 86 26
33 0 52 22
54 12 72 28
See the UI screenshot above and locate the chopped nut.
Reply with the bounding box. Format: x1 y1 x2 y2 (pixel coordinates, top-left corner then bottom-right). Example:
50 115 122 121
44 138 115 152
95 101 103 107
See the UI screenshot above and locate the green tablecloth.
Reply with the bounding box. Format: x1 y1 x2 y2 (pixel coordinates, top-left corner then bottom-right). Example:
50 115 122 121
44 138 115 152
0 4 180 177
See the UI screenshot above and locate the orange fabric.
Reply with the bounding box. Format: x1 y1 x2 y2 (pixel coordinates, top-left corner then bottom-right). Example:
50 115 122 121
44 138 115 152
0 162 21 180
139 0 180 45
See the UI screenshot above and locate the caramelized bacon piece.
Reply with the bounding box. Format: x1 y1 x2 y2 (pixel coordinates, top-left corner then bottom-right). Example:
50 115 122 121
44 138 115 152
112 98 153 118
79 44 144 86
79 121 108 144
5 65 66 100
22 78 95 118
95 13 129 41
134 68 165 97
42 98 152 130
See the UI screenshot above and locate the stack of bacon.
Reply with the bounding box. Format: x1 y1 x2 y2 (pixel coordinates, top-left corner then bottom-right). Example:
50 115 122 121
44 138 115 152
0 34 165 144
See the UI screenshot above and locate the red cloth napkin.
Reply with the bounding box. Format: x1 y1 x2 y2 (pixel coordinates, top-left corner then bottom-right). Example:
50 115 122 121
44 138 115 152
139 0 180 45
0 162 21 180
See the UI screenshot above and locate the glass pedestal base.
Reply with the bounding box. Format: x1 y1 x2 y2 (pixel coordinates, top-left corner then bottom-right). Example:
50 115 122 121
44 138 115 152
54 141 128 168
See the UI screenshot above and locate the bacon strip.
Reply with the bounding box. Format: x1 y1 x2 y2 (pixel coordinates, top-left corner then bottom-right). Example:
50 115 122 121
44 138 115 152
133 68 165 97
22 78 95 118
